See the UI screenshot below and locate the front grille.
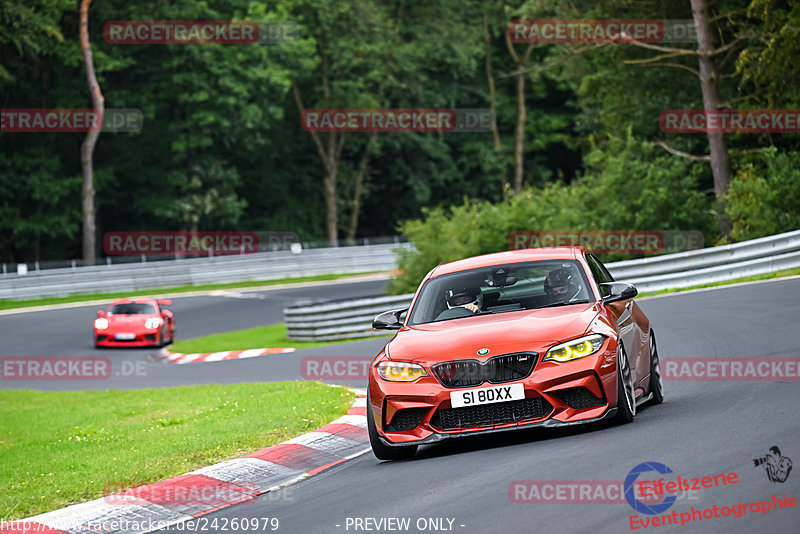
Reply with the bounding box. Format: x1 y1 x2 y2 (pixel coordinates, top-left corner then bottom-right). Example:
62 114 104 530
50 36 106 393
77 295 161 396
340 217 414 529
431 353 537 388
431 397 552 430
144 334 156 341
386 408 429 432
96 335 107 341
554 387 605 409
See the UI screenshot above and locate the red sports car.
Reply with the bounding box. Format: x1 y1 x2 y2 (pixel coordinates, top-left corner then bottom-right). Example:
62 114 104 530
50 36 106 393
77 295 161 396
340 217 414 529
94 298 175 348
368 247 663 460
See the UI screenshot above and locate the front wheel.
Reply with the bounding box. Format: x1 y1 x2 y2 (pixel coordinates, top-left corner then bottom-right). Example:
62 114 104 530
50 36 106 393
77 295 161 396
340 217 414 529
367 391 418 461
612 343 636 424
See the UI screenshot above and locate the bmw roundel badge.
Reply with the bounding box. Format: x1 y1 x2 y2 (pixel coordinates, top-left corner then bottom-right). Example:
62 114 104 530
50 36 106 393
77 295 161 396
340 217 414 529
477 348 490 356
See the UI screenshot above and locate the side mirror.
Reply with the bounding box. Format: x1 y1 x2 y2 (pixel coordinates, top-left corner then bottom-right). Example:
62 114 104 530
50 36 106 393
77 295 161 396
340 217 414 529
600 282 638 304
372 308 407 330
97 310 105 317
161 310 170 318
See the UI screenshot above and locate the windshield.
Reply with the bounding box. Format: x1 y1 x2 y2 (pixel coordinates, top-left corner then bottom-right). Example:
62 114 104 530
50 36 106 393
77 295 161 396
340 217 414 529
407 260 592 325
109 303 156 315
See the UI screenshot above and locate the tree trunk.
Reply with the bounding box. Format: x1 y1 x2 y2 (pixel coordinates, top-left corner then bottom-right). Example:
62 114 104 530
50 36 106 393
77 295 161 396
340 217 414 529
79 0 103 262
291 77 345 247
347 131 377 240
691 0 732 237
483 12 501 151
323 132 340 246
505 34 534 195
513 72 527 194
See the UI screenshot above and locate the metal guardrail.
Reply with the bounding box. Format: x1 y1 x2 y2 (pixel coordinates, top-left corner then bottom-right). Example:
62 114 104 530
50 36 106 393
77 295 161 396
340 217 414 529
284 294 414 341
0 243 412 300
608 229 800 292
285 229 800 341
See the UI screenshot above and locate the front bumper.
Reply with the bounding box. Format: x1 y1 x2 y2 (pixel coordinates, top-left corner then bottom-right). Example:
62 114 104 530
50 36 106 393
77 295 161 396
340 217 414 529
369 340 619 446
95 331 159 347
377 407 618 447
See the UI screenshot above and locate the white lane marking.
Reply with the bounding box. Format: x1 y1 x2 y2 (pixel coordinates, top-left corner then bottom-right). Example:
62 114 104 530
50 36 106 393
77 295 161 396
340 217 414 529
191 458 300 484
166 352 185 362
203 351 230 362
329 415 368 429
286 432 365 456
238 349 267 358
174 353 201 364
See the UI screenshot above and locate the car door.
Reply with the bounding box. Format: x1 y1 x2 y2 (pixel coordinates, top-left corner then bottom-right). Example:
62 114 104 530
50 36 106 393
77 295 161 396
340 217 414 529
587 253 649 386
585 254 641 380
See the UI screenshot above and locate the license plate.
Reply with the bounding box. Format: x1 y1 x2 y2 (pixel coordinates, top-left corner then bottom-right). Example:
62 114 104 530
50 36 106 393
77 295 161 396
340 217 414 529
450 383 525 408
115 333 136 340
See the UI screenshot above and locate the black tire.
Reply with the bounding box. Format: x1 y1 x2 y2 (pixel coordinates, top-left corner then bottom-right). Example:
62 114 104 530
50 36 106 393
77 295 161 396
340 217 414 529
612 343 636 424
367 391 418 461
648 332 664 405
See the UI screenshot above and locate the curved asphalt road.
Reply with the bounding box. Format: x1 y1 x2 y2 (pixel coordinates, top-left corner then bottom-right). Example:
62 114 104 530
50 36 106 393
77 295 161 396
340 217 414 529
0 276 389 390
2 276 799 532
170 278 798 534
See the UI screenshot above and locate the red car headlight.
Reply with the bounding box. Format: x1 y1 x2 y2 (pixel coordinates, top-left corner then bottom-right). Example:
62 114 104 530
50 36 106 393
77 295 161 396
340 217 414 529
94 318 109 330
544 334 606 363
377 361 429 382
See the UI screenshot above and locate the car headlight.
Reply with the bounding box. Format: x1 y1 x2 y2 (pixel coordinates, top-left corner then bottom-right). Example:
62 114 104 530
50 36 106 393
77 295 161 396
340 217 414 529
145 318 162 329
544 334 605 363
94 318 109 330
377 361 429 382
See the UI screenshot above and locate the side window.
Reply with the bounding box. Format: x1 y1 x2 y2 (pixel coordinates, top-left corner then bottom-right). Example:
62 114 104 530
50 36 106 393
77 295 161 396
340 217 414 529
594 255 615 282
585 254 613 297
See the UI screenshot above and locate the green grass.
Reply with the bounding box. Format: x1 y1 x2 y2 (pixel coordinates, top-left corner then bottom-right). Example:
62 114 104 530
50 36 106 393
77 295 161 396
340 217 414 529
169 323 386 353
0 271 386 312
638 267 800 298
0 382 354 520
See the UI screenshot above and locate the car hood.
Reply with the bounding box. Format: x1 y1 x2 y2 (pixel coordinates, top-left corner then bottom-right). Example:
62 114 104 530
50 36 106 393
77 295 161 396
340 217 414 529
105 315 154 329
388 303 599 362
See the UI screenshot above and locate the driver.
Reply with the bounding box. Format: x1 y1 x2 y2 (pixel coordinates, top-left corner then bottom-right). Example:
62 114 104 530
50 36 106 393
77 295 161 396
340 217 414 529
445 287 482 314
544 266 581 303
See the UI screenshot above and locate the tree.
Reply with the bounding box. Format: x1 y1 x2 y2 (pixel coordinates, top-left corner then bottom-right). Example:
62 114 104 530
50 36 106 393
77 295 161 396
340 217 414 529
691 0 732 237
79 0 102 262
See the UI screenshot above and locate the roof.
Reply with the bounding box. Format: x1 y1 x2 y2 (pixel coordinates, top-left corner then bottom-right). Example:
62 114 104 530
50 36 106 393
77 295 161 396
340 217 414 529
430 247 586 277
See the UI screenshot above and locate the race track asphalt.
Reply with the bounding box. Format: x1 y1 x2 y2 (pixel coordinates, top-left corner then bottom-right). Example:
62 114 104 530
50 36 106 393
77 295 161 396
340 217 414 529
0 277 388 391
161 277 799 534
